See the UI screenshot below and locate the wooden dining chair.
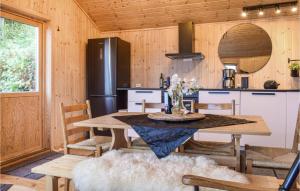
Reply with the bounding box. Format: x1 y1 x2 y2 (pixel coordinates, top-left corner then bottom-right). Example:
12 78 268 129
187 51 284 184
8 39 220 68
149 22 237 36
245 104 300 173
141 99 165 113
60 100 111 157
182 173 297 191
60 100 112 191
191 100 236 115
128 99 165 148
183 152 300 191
182 100 236 155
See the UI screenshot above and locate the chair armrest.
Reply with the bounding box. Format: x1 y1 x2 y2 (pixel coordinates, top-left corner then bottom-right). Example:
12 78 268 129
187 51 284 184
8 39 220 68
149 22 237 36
182 175 277 191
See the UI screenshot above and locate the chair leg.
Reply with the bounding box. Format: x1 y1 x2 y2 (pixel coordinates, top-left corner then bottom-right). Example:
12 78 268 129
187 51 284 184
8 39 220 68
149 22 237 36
194 186 200 191
95 146 102 157
127 137 132 148
64 178 70 191
64 148 69 155
246 159 253 174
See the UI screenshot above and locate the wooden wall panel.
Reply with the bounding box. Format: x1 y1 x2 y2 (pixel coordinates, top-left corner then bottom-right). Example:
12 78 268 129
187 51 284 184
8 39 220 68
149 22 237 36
100 16 300 89
1 0 101 152
0 94 42 162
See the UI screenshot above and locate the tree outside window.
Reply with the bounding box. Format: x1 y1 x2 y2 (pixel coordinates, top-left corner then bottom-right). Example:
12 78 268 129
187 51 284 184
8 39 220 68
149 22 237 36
0 17 39 92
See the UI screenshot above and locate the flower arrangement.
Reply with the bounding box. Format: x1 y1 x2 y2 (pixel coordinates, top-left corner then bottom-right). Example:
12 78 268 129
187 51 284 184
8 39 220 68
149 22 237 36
167 74 199 114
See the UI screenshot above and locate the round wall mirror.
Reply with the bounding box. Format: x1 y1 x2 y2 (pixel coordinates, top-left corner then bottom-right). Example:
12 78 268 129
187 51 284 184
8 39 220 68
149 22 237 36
218 23 272 74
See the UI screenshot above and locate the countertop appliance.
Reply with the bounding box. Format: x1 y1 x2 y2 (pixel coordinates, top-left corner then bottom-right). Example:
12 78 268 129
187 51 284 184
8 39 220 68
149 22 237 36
87 37 130 118
264 80 280 89
223 69 235 89
165 22 204 60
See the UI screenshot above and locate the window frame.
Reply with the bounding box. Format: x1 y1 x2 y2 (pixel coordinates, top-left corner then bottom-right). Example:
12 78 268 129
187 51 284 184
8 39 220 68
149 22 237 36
0 10 44 94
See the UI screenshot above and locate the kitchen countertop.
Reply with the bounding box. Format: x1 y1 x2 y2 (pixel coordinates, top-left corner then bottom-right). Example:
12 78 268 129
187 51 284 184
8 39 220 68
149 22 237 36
117 87 300 92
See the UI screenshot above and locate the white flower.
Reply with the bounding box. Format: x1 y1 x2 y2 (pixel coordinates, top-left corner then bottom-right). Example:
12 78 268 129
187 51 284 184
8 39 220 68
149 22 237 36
167 74 200 98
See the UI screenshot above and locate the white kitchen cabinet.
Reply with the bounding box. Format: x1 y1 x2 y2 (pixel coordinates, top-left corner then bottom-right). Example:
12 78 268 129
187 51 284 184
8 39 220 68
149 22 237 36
240 92 286 148
286 92 300 149
128 90 162 103
127 89 162 137
196 91 241 142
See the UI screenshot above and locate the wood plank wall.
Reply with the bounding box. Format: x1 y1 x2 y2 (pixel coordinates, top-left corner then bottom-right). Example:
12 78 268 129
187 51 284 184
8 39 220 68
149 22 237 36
99 16 300 90
0 0 101 157
1 1 299 153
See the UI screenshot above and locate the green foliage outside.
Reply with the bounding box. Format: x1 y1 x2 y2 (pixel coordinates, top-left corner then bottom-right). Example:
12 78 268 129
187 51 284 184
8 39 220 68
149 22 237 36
0 17 38 92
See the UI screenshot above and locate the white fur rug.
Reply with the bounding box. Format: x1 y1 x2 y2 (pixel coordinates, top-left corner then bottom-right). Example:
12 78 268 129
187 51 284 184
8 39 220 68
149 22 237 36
72 150 248 191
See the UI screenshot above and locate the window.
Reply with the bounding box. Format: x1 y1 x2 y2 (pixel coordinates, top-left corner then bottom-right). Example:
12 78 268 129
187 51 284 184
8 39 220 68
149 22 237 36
0 12 41 93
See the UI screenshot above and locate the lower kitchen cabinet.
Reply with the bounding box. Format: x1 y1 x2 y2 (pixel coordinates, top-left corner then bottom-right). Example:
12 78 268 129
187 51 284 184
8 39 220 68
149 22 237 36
125 89 299 148
196 90 240 142
240 92 287 148
127 90 162 138
286 92 300 149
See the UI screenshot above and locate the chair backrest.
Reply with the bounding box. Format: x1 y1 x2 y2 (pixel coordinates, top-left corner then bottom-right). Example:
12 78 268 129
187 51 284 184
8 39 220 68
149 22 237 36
141 99 165 113
191 100 236 115
291 104 300 153
60 100 94 149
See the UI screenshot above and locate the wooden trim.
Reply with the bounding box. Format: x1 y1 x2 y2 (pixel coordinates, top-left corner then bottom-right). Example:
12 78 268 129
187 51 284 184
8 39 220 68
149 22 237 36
0 2 50 22
0 92 40 97
0 149 50 172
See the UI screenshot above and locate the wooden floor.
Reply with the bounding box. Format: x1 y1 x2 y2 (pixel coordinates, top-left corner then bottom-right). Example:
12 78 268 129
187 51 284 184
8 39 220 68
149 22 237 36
0 152 289 191
0 152 63 191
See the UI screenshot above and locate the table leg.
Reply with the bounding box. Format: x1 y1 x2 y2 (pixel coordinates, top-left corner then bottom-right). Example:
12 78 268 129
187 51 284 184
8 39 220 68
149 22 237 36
233 134 241 172
45 176 58 191
110 128 128 150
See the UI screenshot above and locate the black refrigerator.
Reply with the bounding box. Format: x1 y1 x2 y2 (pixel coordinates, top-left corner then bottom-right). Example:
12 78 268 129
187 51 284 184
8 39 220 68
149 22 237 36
87 37 130 118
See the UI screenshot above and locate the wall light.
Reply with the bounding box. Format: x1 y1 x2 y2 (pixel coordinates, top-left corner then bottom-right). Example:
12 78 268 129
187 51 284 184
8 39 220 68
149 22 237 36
241 8 248 17
275 5 281 14
258 8 264 16
242 1 298 17
291 3 298 12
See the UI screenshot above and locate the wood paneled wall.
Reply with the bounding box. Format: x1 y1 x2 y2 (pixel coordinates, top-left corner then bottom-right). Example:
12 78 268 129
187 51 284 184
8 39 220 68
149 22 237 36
1 0 101 155
1 0 300 155
100 16 300 89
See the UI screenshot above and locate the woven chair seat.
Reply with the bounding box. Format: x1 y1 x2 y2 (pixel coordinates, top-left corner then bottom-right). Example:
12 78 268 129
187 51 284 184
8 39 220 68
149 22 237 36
67 136 111 151
246 145 297 169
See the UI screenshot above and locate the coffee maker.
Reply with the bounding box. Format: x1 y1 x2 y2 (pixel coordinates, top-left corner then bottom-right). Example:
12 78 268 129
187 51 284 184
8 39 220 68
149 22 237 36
222 69 235 89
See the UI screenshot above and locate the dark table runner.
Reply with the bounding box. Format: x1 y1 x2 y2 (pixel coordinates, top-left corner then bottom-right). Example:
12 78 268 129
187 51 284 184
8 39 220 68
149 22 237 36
113 114 255 158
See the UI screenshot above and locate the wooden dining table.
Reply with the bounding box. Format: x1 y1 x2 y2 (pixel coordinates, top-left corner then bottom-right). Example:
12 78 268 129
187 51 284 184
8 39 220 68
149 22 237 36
73 112 271 171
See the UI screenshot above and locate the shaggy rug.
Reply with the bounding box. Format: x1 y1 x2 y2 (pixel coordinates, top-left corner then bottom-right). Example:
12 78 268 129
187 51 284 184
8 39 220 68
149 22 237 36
72 150 248 191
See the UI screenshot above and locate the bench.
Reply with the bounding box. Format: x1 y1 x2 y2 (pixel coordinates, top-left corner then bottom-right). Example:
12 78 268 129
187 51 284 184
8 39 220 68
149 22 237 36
31 151 287 191
31 155 88 191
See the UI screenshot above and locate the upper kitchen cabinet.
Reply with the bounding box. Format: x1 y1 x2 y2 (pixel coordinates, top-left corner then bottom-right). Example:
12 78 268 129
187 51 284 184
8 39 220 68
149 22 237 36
240 91 286 148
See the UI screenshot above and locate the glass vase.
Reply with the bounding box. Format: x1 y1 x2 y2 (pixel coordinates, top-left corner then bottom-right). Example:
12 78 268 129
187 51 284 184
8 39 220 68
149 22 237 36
171 94 185 115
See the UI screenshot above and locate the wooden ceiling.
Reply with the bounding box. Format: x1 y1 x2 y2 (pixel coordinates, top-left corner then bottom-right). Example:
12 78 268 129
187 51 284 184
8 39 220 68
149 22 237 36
76 0 299 31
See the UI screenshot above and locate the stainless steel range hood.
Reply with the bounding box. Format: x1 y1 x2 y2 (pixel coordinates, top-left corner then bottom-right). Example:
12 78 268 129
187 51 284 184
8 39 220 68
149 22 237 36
165 21 204 60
